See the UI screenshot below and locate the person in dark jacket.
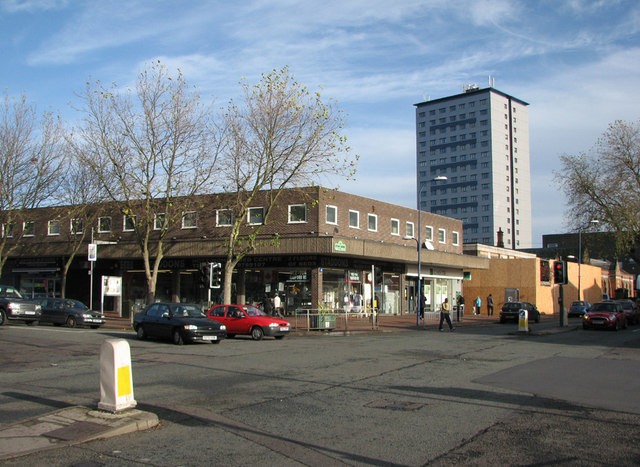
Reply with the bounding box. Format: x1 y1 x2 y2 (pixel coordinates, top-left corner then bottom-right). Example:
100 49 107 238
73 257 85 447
262 294 273 315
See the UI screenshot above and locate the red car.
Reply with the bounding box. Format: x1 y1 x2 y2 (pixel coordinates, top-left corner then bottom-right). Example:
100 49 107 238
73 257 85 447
206 304 290 340
583 301 627 331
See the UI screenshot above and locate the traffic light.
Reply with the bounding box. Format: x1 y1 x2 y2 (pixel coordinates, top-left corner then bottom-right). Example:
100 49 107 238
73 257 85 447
210 262 222 289
199 263 210 288
374 266 383 286
553 260 567 285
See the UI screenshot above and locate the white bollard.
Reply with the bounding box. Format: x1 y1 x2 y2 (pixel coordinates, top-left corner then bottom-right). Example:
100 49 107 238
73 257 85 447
518 309 529 333
98 339 137 412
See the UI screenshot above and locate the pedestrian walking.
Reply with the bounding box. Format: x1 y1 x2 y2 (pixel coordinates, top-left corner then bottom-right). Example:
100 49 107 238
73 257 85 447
475 296 482 315
273 292 283 317
487 294 494 316
420 293 427 320
439 298 454 331
261 294 273 315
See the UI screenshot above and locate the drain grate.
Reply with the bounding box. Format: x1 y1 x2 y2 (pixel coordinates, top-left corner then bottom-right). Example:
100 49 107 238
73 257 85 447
365 400 425 411
43 421 108 441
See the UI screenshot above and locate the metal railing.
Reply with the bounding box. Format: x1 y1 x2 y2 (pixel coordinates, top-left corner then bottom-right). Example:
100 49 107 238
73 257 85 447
292 308 379 332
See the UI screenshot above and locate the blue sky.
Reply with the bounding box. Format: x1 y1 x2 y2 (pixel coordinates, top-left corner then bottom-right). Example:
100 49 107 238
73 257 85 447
2 0 640 247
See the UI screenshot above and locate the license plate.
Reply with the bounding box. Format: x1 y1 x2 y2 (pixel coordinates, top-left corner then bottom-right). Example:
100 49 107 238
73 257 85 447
24 311 35 315
202 335 217 341
280 326 289 331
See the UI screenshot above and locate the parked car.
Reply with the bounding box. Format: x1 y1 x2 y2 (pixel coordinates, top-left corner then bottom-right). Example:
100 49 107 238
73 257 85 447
206 304 291 340
500 301 541 323
0 285 42 326
36 298 105 328
134 303 226 345
568 300 591 318
614 299 639 325
583 301 626 331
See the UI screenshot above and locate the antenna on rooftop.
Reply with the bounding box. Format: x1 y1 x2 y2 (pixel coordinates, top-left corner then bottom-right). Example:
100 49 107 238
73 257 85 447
488 75 495 87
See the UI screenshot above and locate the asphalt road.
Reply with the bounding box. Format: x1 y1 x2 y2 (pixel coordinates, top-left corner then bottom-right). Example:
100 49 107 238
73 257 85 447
1 319 639 466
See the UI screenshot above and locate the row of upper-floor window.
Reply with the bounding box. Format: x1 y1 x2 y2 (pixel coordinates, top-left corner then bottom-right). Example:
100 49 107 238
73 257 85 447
418 120 519 138
417 100 519 116
326 205 459 246
0 204 311 238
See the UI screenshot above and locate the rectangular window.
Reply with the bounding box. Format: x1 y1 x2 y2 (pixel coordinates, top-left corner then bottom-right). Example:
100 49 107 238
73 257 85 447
349 210 359 228
390 218 399 236
70 218 84 235
154 213 165 230
288 204 307 223
48 220 61 236
406 222 414 238
248 207 264 225
23 221 35 237
2 223 14 238
98 217 112 233
438 228 446 244
216 209 232 227
368 214 377 232
425 226 433 241
326 205 337 225
123 215 136 232
452 231 459 246
182 211 198 229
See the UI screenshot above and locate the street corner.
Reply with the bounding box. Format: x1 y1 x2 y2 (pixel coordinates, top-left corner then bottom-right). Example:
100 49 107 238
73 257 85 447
0 405 160 461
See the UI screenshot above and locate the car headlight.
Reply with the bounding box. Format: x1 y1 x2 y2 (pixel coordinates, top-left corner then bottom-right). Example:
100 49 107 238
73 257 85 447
82 313 93 318
269 322 280 327
609 314 616 321
220 325 226 331
183 324 198 330
35 305 41 312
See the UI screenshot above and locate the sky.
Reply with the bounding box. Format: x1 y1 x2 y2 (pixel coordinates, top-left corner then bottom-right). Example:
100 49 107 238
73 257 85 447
2 0 640 247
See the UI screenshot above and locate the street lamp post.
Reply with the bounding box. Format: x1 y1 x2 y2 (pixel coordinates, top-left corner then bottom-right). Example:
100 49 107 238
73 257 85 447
577 220 599 301
410 176 447 327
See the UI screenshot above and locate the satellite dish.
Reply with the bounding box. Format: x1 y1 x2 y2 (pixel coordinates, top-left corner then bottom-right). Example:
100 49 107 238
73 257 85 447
424 241 435 251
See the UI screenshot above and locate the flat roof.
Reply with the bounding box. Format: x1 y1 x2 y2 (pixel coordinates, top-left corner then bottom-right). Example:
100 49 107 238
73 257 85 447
415 87 529 108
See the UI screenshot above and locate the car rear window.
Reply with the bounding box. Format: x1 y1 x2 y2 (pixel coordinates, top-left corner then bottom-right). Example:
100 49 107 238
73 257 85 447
591 303 616 312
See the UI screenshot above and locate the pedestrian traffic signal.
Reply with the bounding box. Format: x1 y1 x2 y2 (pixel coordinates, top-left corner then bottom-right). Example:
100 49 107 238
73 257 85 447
210 262 222 289
374 266 383 285
553 260 567 285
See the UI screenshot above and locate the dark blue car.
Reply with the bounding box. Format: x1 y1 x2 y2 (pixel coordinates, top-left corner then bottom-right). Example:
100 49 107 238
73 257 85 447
568 301 591 318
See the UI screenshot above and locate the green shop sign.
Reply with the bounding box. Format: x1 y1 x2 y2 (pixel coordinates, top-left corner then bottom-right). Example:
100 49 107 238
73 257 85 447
334 241 347 252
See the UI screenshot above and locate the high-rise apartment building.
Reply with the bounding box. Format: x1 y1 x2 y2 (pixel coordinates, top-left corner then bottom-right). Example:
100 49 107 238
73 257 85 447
415 84 532 249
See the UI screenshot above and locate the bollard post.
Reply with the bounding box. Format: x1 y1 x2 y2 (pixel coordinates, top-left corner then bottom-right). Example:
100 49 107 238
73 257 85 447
99 339 137 412
518 308 529 333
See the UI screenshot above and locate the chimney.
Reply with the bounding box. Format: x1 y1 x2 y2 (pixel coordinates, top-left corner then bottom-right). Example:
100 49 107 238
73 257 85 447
497 228 505 248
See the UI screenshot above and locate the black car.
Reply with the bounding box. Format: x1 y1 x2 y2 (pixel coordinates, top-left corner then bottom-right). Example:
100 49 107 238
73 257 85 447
0 285 42 326
36 298 105 328
500 301 541 323
133 303 226 345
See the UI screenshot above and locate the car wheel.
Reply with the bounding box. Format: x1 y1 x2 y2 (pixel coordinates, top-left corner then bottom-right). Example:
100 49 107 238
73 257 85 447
534 313 540 323
212 340 221 344
251 326 264 341
26 320 37 326
136 325 146 340
0 309 6 326
226 334 235 338
66 316 77 328
90 325 100 329
172 329 184 345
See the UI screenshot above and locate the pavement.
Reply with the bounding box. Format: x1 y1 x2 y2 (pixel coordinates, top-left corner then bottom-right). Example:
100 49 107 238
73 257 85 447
0 311 573 462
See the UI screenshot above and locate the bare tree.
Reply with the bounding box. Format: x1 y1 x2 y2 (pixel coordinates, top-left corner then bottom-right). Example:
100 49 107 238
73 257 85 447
218 67 358 304
0 92 65 278
557 120 640 261
70 61 223 303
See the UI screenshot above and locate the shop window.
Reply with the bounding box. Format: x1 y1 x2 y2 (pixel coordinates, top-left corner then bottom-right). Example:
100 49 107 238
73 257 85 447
98 217 112 233
48 220 61 236
288 204 307 223
182 211 198 229
216 209 232 227
368 213 377 232
23 221 35 237
154 213 165 230
349 210 359 229
123 214 137 232
70 218 84 234
248 207 264 225
326 205 337 225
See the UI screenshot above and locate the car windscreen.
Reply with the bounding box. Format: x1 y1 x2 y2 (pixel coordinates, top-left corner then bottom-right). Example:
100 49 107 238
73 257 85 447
591 303 616 312
502 303 523 311
169 304 205 318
